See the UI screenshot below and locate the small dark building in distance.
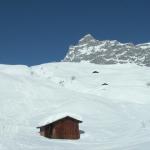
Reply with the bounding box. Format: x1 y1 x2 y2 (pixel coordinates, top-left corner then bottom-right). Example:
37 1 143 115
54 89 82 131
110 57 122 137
102 83 109 85
92 71 99 73
37 114 82 140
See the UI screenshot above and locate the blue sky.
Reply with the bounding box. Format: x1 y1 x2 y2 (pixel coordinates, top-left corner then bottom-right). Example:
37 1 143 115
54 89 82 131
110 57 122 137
0 0 150 66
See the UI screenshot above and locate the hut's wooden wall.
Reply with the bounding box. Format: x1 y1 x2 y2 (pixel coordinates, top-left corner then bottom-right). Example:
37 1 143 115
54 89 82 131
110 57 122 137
44 126 51 138
52 118 80 139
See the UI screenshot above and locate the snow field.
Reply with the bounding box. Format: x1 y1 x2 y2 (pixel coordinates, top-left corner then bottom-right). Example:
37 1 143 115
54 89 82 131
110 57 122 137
0 62 150 149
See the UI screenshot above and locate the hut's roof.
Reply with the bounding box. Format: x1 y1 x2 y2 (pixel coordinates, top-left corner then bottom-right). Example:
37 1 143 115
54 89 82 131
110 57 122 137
37 113 82 128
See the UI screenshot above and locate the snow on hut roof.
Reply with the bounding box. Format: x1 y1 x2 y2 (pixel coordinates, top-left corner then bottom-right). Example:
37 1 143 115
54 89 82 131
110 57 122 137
38 112 82 127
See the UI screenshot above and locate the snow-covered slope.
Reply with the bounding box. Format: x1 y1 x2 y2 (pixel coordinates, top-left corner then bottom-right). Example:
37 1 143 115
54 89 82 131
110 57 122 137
63 34 150 66
0 62 150 150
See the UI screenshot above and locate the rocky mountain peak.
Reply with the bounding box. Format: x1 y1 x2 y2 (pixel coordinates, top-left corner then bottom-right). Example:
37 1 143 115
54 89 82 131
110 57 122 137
79 34 96 44
63 34 150 66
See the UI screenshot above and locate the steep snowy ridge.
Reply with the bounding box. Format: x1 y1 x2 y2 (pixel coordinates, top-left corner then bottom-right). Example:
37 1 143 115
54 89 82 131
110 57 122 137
0 62 150 150
64 34 150 66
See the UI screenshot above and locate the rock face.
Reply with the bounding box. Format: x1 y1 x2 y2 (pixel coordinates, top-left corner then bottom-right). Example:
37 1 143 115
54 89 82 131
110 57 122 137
63 34 150 66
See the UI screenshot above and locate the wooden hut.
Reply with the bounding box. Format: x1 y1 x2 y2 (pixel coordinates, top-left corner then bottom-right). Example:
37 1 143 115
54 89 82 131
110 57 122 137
37 114 82 140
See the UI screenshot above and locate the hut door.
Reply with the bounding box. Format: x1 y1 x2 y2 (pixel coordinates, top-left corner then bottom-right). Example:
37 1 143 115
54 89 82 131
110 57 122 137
62 120 77 139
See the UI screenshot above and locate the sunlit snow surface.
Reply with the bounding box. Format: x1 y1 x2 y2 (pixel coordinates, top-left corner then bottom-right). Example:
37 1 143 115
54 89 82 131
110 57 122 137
0 62 150 150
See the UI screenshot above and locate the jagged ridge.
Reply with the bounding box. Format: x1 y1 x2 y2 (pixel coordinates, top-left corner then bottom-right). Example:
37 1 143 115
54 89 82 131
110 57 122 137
63 34 150 66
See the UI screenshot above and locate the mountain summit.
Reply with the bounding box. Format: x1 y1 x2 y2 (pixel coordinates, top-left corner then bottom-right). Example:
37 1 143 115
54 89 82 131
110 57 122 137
63 34 150 66
78 34 96 44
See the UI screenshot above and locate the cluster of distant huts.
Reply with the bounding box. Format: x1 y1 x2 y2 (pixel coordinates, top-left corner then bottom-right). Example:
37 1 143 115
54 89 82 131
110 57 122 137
92 70 109 85
37 70 108 140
